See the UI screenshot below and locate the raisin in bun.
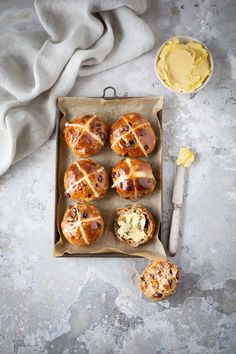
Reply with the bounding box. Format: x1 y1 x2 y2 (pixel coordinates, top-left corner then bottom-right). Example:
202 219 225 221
139 259 180 301
64 115 107 157
114 205 155 247
61 203 104 246
110 113 156 157
64 159 109 202
112 158 156 199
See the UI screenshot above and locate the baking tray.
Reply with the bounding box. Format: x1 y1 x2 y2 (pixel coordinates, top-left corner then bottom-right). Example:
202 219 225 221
54 87 163 257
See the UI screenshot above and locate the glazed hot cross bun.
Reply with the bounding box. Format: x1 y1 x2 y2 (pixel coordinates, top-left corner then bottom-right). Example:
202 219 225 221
110 113 156 157
61 203 104 246
64 159 109 202
112 158 156 199
64 115 107 157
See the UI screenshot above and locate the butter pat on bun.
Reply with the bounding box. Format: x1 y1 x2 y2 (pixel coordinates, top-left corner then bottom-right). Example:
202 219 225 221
114 204 156 247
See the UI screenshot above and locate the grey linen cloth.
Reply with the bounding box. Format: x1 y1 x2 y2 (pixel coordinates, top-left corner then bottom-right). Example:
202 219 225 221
0 0 154 175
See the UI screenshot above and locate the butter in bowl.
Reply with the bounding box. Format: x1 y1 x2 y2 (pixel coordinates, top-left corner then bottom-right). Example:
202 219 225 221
155 36 213 94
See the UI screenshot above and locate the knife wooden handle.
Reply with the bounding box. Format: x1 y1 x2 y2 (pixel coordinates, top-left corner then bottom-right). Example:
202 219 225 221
169 207 181 256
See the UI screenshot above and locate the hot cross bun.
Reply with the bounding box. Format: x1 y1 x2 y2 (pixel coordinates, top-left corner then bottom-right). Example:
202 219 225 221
110 113 156 157
139 259 180 301
114 204 156 247
64 115 107 157
112 158 156 199
61 203 104 246
64 159 109 202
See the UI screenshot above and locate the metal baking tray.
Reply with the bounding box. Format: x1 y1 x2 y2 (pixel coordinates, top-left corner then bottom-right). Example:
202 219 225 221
54 87 163 257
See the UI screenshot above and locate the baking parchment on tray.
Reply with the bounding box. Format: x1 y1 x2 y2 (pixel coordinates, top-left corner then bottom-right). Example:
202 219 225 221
54 91 165 260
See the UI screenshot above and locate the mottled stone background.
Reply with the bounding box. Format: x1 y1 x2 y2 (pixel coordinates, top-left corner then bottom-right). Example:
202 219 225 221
0 0 236 353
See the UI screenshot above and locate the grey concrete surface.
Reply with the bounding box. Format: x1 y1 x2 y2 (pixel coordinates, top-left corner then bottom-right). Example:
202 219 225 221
0 0 236 353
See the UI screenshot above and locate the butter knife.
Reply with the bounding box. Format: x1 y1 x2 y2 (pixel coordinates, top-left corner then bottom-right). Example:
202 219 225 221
168 165 185 256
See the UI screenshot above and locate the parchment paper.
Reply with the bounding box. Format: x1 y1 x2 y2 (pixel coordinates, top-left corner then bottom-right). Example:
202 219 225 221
55 96 165 260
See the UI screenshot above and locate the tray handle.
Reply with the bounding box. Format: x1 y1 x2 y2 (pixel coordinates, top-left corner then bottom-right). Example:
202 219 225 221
102 86 118 98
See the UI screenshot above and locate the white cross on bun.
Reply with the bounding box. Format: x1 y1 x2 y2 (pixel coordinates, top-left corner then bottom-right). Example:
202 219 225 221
110 113 156 157
64 115 107 157
112 158 156 199
64 159 109 202
61 203 104 246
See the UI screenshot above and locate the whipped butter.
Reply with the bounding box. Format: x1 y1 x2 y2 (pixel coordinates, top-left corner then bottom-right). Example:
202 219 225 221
176 147 195 167
157 39 211 93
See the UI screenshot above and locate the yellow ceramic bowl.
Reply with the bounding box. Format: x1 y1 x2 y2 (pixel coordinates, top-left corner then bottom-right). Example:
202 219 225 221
154 36 214 94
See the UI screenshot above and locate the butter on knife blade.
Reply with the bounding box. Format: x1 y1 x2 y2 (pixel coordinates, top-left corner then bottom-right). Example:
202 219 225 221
169 147 195 256
176 146 195 167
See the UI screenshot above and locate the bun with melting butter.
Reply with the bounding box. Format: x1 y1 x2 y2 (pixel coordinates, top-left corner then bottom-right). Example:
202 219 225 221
114 204 155 247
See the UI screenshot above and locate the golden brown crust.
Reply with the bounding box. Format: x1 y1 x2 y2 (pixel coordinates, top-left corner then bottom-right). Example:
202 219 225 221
112 158 156 199
61 203 104 246
64 115 107 157
110 113 156 157
139 259 180 301
64 159 109 202
114 204 156 247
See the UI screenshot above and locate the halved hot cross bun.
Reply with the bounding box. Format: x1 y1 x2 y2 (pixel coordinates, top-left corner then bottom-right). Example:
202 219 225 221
114 204 156 247
139 259 180 301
